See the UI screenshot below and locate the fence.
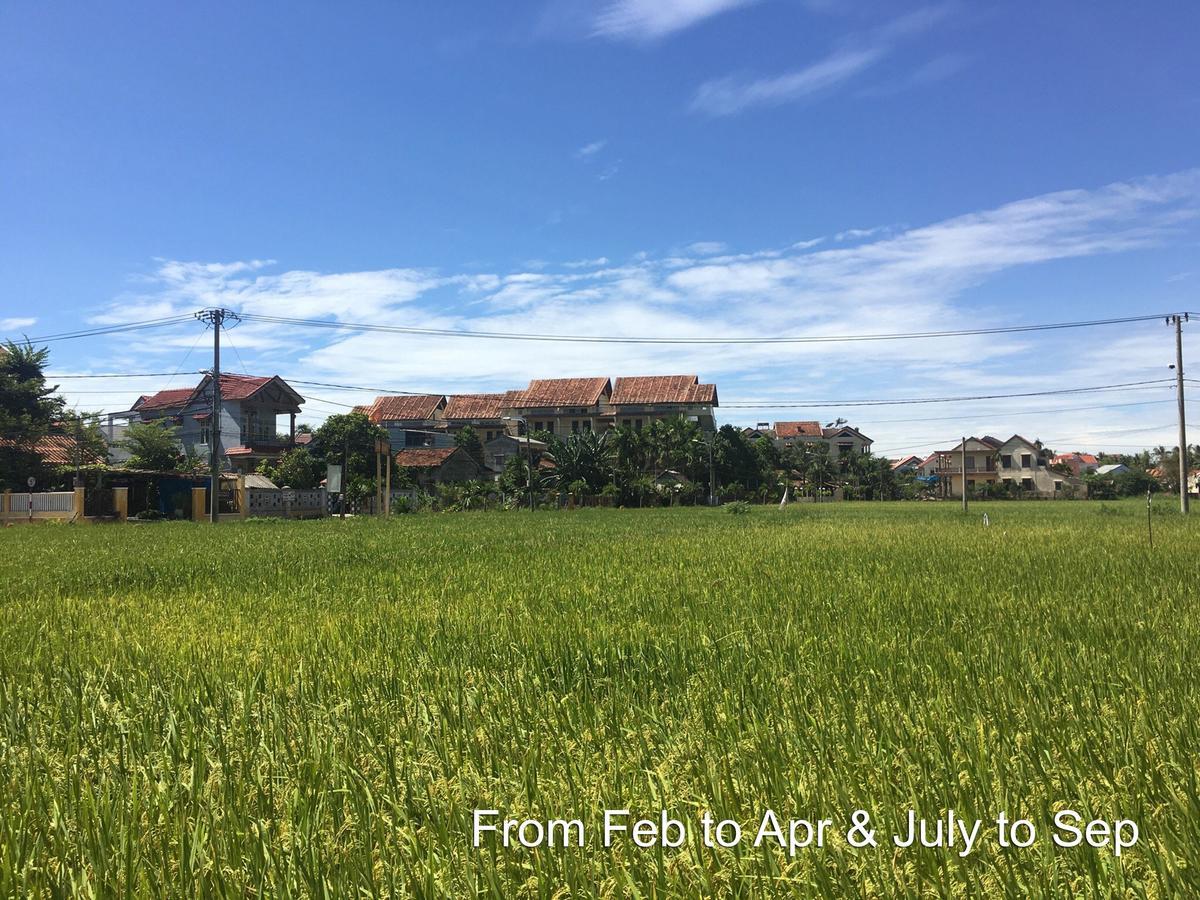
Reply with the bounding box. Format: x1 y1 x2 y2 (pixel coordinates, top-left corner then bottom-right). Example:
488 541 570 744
246 487 327 519
2 490 80 522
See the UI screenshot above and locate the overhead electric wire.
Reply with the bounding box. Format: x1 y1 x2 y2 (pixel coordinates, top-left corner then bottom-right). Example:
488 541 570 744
14 315 197 344
236 311 1194 345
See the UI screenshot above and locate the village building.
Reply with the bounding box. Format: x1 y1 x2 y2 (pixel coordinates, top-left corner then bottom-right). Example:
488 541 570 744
608 375 718 431
356 394 447 447
443 393 511 444
997 435 1062 494
772 421 874 459
483 433 548 476
393 446 486 489
503 377 613 437
933 436 1002 497
1051 451 1100 476
127 374 305 474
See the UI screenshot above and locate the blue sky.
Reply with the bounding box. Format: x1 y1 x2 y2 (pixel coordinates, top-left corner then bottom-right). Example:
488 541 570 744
2 1 1198 454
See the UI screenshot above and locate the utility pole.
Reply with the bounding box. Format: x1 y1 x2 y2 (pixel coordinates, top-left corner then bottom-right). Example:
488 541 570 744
195 308 240 523
341 432 349 519
960 436 968 513
1169 313 1189 514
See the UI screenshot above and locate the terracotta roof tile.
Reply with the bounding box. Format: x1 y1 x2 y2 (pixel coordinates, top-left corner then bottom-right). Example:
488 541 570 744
611 375 717 405
393 447 460 468
363 394 444 423
775 421 823 438
136 387 195 411
508 377 610 407
444 393 508 420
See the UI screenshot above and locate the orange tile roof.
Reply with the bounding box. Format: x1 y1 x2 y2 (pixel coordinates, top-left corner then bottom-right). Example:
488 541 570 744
611 375 717 405
444 393 508 420
393 447 460 468
363 394 444 423
775 421 823 438
136 387 195 411
508 377 611 407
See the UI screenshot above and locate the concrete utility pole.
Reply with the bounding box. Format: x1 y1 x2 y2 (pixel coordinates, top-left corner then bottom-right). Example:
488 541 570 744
1169 313 1189 514
196 308 240 523
960 436 968 513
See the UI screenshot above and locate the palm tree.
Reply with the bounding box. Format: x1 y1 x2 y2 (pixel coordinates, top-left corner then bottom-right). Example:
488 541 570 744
545 430 614 493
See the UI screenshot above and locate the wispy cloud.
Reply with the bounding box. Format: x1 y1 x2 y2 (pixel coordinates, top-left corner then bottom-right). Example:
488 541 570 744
593 0 756 41
0 317 37 332
574 139 607 159
70 171 1200 451
691 4 953 115
859 52 968 98
687 241 728 255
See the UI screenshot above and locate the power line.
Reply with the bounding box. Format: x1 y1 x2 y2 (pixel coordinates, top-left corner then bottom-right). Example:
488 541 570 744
13 315 197 344
237 311 1193 345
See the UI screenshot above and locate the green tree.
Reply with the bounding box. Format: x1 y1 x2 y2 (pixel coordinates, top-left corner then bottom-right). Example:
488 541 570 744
121 419 185 471
0 341 65 489
312 412 388 501
454 425 483 461
258 446 323 489
545 430 614 494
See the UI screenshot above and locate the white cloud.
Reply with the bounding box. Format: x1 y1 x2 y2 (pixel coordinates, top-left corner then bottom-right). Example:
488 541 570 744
687 241 728 255
574 140 607 159
593 0 756 41
1 317 37 331
64 171 1200 451
691 4 953 115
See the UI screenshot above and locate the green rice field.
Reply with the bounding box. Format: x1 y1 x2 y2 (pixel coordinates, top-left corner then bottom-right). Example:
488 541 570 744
1 501 1197 896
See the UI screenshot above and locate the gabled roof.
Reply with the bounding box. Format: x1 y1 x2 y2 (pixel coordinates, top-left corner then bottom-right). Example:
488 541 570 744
393 446 465 468
362 394 445 423
610 375 717 406
823 425 872 442
444 393 509 420
775 421 823 438
891 455 922 469
1000 433 1040 451
135 387 195 412
509 377 611 407
134 375 302 413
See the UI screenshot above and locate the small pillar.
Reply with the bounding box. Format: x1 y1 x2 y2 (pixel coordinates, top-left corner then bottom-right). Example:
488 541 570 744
73 486 85 520
192 487 207 521
236 474 247 519
113 487 129 521
2 489 9 522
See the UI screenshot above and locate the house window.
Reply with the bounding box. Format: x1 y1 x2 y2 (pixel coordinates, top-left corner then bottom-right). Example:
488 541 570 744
1001 454 1012 469
582 420 591 432
635 419 643 431
200 423 211 445
1021 454 1032 468
965 456 976 471
493 454 505 468
1022 478 1033 491
838 443 853 457
571 420 580 434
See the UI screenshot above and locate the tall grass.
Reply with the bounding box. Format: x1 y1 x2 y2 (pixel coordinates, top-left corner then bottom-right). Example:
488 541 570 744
0 501 1196 896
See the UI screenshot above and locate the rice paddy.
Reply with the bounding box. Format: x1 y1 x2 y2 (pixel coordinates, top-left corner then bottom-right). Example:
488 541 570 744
1 500 1197 896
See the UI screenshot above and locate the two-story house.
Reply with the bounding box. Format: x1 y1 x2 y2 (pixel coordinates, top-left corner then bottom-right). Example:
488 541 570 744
130 374 304 473
443 393 511 444
504 377 613 437
356 394 448 448
998 435 1063 495
933 436 1002 497
609 375 718 431
773 421 874 460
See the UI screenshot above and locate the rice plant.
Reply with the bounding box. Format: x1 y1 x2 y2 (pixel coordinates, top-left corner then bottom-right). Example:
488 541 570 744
0 500 1195 896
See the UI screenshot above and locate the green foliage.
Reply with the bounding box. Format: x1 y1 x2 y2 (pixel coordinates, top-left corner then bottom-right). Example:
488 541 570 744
257 447 323 489
545 429 614 493
723 499 751 515
120 419 185 471
312 412 387 499
453 425 482 458
0 501 1195 894
0 341 65 489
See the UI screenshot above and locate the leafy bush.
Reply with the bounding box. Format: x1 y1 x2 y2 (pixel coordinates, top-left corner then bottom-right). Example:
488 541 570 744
724 499 751 515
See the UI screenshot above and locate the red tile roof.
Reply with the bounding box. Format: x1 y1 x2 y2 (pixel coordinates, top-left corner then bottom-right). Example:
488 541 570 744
393 447 461 468
0 433 105 466
444 393 508 420
136 387 195 411
775 421 823 438
134 375 295 412
610 375 717 405
294 432 313 445
362 394 444 423
509 377 610 407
